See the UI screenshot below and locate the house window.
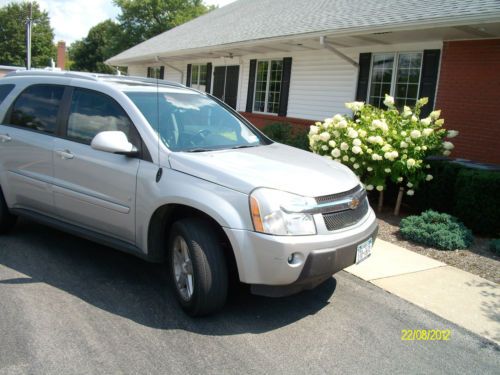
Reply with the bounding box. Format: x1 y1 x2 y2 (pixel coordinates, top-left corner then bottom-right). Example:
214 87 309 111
369 52 422 108
147 67 161 79
253 60 283 114
191 64 207 90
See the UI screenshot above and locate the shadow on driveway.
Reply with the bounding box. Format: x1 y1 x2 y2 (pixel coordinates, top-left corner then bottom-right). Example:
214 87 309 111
0 219 336 335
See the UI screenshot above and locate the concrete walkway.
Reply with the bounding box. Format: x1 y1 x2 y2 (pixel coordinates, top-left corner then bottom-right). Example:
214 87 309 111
345 239 500 345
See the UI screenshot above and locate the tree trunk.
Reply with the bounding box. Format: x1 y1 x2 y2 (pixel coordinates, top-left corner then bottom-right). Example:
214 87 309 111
377 190 384 213
394 187 404 216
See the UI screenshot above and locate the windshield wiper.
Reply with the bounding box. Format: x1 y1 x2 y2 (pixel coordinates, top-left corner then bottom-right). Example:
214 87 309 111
184 148 215 153
230 145 259 150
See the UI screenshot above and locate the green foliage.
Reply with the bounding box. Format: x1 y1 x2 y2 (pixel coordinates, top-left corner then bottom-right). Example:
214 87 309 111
69 20 125 73
400 210 473 250
262 122 309 151
309 95 456 195
453 169 500 236
490 239 500 256
0 1 55 67
113 0 214 49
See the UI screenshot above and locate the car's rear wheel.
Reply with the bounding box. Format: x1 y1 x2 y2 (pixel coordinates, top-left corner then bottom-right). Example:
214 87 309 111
0 187 16 234
168 218 228 316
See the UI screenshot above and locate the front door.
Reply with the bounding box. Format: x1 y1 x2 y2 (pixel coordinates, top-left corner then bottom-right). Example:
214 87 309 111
52 87 140 243
212 65 239 109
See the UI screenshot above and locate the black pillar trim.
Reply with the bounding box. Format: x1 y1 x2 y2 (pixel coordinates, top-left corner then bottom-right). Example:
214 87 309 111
147 67 152 78
246 59 257 112
278 57 292 117
419 49 441 118
159 66 165 80
355 53 372 102
205 63 212 93
186 64 192 87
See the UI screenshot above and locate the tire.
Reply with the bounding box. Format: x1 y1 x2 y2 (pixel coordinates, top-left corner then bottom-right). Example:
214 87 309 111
167 218 228 316
0 187 16 234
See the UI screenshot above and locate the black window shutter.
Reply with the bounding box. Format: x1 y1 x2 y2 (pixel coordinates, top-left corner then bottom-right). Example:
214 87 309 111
419 49 441 117
278 57 292 117
159 66 165 79
355 53 372 101
246 59 257 112
147 67 152 78
186 64 192 87
205 63 212 93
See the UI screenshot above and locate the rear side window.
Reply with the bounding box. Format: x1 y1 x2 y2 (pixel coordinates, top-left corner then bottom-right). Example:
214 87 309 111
67 88 134 144
0 84 15 105
9 85 64 133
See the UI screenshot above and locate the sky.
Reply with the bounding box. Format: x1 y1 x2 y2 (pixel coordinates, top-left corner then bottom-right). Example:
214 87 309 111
0 0 236 45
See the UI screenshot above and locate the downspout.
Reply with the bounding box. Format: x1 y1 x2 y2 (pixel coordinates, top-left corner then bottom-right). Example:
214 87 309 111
320 36 359 68
156 56 184 83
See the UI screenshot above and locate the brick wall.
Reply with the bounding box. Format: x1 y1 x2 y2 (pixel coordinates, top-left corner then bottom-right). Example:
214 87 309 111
435 39 500 164
240 112 314 133
57 41 66 69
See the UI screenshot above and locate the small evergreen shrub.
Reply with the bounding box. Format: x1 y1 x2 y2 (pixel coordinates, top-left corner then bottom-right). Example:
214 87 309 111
262 122 309 151
400 210 473 250
490 239 500 256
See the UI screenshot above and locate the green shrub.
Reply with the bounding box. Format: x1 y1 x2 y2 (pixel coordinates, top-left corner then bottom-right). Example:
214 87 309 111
262 122 309 151
454 169 500 236
490 239 500 256
400 210 473 250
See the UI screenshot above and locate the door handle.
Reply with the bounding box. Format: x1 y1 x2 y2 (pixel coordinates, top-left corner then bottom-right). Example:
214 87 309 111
56 149 74 160
0 134 11 143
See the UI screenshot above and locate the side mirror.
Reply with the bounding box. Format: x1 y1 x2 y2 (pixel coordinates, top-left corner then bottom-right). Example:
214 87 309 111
91 131 138 156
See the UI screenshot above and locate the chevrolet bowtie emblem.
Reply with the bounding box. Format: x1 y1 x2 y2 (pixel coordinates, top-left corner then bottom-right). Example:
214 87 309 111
348 197 360 210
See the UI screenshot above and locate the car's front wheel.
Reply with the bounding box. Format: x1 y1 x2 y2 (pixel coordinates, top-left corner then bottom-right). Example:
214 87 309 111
168 218 228 316
0 187 16 234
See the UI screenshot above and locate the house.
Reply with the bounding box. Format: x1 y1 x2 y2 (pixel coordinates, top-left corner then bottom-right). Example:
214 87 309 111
106 0 500 164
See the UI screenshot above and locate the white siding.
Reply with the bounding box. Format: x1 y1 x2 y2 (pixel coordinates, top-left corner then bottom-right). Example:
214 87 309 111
124 41 442 121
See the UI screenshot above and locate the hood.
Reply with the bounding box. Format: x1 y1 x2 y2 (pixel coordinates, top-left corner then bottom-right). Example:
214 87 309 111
169 143 359 197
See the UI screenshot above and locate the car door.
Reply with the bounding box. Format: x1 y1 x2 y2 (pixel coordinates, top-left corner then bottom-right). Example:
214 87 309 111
52 87 140 243
0 84 65 215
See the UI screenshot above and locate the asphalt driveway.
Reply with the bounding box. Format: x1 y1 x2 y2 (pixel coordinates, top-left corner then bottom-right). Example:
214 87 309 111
1 220 498 374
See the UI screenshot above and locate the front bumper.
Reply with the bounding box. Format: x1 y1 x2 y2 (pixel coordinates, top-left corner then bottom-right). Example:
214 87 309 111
223 208 378 295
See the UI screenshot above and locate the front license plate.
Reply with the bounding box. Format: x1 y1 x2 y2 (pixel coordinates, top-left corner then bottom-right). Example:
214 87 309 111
356 238 373 264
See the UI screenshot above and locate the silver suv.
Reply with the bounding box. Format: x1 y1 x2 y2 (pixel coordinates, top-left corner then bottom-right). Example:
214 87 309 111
0 71 377 315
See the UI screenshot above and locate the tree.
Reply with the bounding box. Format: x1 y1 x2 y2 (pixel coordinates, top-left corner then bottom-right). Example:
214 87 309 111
69 20 125 74
114 0 214 49
0 1 55 67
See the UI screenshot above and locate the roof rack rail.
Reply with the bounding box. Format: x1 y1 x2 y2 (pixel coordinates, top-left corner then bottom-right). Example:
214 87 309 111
98 74 185 88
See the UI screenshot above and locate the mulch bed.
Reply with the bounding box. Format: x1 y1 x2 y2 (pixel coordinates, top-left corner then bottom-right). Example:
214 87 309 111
375 210 499 284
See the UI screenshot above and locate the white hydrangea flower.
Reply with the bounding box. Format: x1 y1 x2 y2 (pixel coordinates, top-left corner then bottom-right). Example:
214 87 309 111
384 168 391 173
372 153 383 161
418 97 429 106
402 106 412 118
406 158 416 167
426 164 431 169
367 148 373 154
435 119 444 126
376 185 384 191
309 125 319 135
367 136 377 144
397 177 403 182
366 184 374 191
359 129 367 138
331 148 341 158
347 128 359 138
410 130 421 139
352 139 361 147
422 146 427 151
411 115 418 122
319 132 330 142
443 150 451 156
400 141 408 148
328 140 337 148
353 163 360 169
415 146 421 151
407 182 413 188
430 110 441 120
401 131 407 137
321 145 328 151
337 119 348 128
332 130 340 138
383 94 395 107
420 117 431 126
447 130 459 138
340 142 349 151
422 128 433 136
345 101 364 112
352 146 361 154
381 144 391 152
342 155 349 161
333 114 344 123
406 189 415 196
426 174 433 181
367 166 373 172
443 141 454 150
350 157 356 162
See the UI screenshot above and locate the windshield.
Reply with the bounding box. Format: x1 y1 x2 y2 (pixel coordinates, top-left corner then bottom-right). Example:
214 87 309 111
126 91 267 152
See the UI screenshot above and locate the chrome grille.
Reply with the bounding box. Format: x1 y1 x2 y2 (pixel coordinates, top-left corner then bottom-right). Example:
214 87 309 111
322 198 369 231
315 185 362 204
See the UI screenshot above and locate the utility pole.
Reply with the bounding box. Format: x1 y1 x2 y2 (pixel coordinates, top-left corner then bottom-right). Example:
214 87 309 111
25 2 33 70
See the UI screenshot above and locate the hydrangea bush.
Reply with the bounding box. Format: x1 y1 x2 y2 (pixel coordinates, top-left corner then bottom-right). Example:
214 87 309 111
308 95 458 198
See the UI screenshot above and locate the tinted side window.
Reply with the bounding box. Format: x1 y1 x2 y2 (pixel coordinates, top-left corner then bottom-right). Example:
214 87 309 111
9 85 64 133
0 84 15 105
67 88 133 144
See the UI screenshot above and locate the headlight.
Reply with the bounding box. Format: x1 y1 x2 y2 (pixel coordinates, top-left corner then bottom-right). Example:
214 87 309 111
249 188 317 235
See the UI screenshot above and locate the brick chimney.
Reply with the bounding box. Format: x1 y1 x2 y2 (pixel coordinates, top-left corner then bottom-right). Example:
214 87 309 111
57 41 66 69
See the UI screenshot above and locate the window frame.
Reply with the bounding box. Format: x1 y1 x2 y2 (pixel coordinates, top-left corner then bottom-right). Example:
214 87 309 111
190 64 207 90
252 59 283 115
367 51 423 108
